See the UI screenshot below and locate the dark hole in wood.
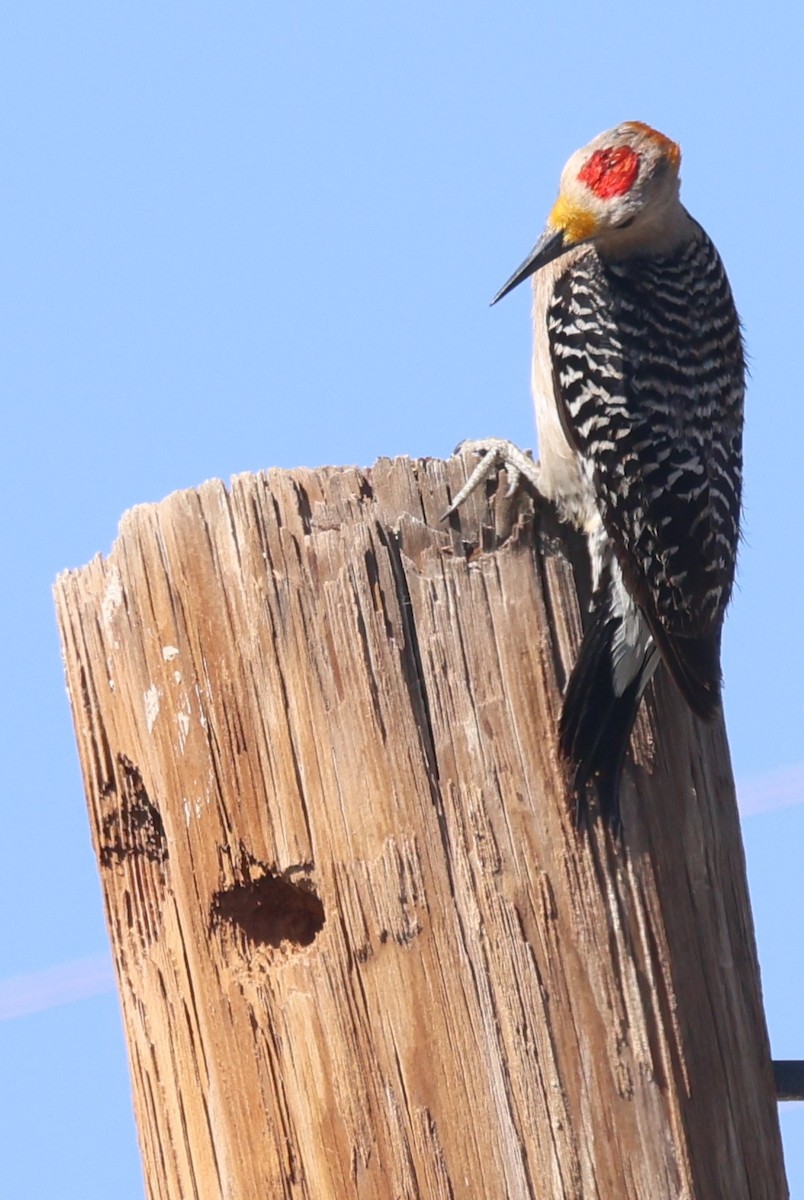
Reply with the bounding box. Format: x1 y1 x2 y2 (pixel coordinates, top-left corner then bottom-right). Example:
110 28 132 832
212 873 324 949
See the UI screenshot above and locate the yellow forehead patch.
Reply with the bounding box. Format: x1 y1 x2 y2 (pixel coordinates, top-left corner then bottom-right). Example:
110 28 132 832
549 195 598 244
623 121 681 169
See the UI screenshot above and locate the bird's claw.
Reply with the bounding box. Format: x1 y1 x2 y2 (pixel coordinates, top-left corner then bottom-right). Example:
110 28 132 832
442 438 542 522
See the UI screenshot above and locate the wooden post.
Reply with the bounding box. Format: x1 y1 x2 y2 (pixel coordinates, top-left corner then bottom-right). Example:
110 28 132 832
54 457 787 1199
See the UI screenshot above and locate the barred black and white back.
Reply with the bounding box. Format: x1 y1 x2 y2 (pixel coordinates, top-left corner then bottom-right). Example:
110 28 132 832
548 227 744 817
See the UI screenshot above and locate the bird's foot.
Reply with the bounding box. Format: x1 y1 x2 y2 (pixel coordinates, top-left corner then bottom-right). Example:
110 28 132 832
442 438 543 521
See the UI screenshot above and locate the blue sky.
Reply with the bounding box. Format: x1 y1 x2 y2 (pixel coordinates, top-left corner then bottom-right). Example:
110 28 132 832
1 3 801 1195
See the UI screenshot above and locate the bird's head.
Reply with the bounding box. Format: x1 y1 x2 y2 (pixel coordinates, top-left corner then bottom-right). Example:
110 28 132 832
492 122 684 304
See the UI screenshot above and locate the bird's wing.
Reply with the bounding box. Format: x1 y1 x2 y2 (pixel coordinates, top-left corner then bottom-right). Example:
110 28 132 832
547 238 744 717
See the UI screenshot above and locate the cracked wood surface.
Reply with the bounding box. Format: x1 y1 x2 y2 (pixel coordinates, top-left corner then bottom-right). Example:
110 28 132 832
54 456 787 1199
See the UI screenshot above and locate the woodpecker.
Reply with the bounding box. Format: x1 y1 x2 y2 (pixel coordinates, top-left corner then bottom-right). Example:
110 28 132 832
448 122 744 824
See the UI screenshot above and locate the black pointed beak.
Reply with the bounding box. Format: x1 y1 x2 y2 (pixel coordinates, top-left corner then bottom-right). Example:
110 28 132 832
490 227 568 306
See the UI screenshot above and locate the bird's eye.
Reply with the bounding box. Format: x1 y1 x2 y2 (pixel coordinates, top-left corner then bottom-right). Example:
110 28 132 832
578 146 640 199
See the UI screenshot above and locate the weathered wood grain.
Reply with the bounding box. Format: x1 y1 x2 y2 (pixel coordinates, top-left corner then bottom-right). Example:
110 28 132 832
54 456 787 1199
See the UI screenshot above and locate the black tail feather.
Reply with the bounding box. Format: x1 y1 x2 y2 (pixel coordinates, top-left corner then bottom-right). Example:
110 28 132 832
559 591 654 827
653 626 722 721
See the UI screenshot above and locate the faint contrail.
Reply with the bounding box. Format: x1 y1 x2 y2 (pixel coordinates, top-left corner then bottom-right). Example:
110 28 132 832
737 761 804 818
0 953 115 1022
0 763 800 1022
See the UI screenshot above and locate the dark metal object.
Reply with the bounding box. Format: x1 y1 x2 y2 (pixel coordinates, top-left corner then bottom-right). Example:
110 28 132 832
773 1061 804 1101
